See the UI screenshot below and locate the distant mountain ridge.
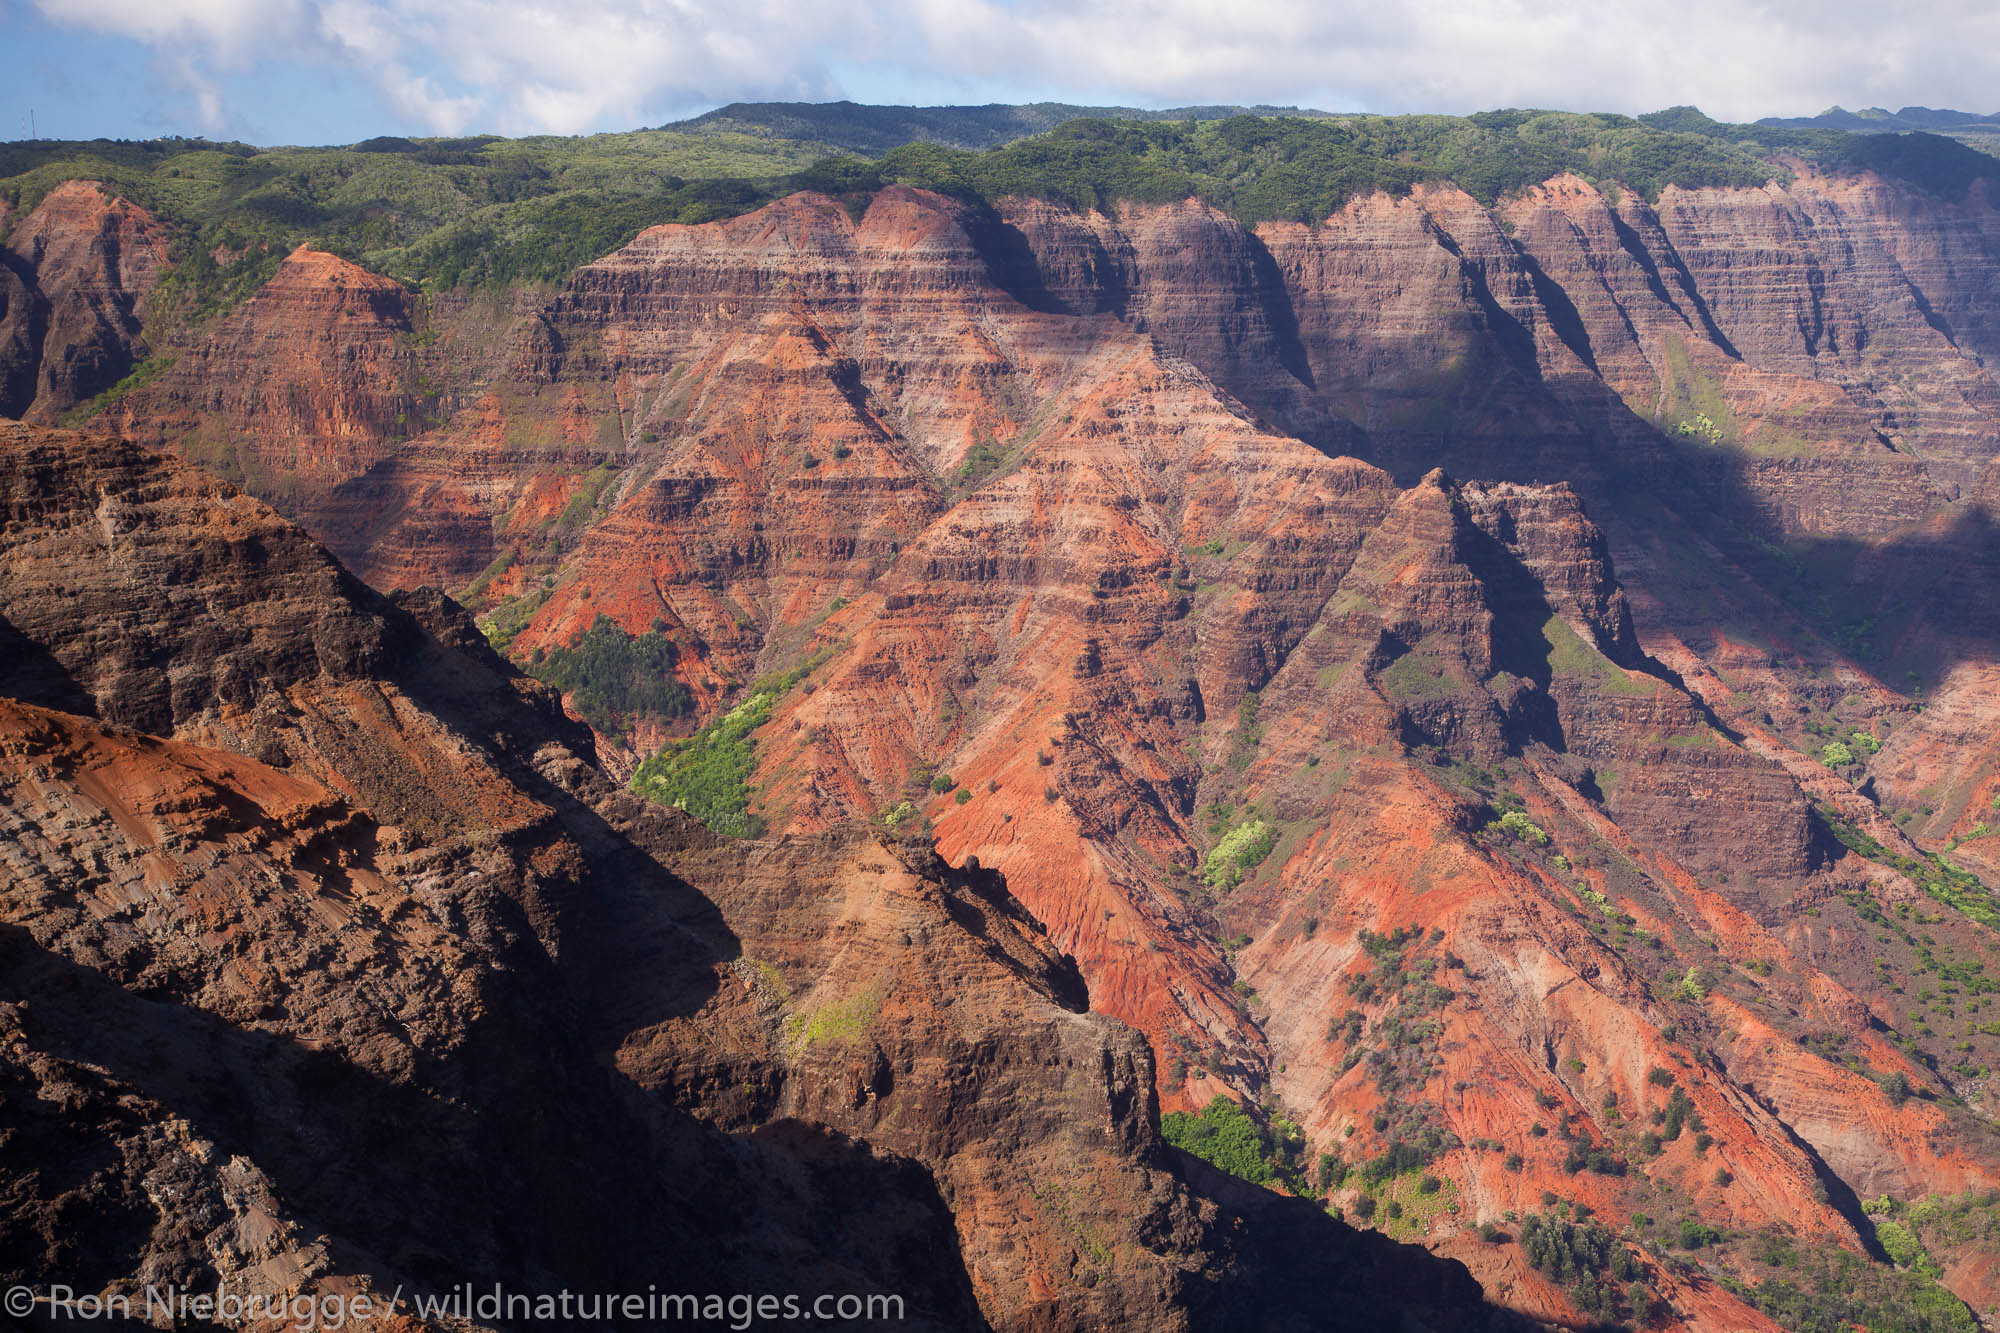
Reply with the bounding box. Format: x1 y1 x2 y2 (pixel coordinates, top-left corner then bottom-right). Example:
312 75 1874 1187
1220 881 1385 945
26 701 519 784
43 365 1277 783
1759 106 2000 132
663 99 1334 154
1758 105 2000 154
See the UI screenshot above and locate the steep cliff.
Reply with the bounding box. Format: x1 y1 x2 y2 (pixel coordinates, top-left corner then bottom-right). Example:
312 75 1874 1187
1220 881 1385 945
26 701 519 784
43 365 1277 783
11 139 2000 1333
0 181 169 421
0 420 1514 1332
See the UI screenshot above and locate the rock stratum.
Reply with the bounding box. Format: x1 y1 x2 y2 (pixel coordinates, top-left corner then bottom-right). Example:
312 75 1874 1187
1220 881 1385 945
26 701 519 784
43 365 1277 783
0 420 1511 1331
6 142 2000 1333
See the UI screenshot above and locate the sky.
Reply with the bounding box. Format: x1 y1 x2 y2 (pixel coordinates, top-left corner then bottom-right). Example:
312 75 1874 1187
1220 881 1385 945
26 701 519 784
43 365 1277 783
4 0 1998 146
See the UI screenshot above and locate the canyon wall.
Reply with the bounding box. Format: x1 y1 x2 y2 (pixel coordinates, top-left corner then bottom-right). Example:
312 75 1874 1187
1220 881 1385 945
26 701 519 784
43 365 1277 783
9 157 2000 1330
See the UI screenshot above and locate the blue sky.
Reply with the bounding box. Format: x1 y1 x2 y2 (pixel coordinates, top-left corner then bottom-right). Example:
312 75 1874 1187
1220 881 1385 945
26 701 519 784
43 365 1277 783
4 0 1997 146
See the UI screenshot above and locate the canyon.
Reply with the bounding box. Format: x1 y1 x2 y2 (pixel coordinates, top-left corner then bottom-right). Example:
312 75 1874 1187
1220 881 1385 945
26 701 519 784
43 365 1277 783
4 115 2000 1331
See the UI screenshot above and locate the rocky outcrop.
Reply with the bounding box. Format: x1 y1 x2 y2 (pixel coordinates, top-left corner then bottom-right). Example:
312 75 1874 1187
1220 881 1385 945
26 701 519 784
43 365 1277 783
15 156 2000 1332
0 181 169 421
95 246 424 524
0 420 1514 1331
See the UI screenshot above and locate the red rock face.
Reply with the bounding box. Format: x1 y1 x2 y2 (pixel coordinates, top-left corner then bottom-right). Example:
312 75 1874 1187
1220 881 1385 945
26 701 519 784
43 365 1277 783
96 245 424 533
0 181 169 420
15 163 2000 1331
0 420 1513 1333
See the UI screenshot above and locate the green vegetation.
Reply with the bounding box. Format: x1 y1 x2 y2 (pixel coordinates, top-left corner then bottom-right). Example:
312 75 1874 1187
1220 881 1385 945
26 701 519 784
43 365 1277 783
60 353 176 424
1333 927 1460 1105
1492 809 1550 846
1204 818 1276 889
1822 740 1857 767
1519 1210 1644 1326
629 650 831 836
788 978 886 1048
1365 1165 1460 1241
631 687 777 837
477 584 552 652
1819 805 1999 928
1160 1095 1301 1186
526 613 690 735
1865 1191 2000 1279
1541 614 1653 696
10 106 1986 335
1377 651 1463 702
869 111 1790 223
557 465 620 527
1722 1224 1979 1333
1354 1122 1458 1188
0 129 828 307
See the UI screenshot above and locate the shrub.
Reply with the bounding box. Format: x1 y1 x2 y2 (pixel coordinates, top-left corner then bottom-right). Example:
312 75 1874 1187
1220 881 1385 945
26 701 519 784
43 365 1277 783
1678 1219 1721 1249
1873 1219 1925 1269
1497 809 1550 845
954 787 972 805
1648 1066 1676 1087
1204 819 1277 890
1662 1086 1698 1141
1821 740 1856 767
1504 1152 1524 1173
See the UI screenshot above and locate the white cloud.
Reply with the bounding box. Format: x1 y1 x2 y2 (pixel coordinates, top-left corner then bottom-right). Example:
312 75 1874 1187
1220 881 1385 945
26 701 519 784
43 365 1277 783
26 0 2000 138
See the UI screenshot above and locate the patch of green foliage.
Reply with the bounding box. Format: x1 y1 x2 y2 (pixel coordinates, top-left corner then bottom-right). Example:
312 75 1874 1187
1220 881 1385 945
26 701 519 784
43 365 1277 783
631 686 776 837
868 112 1793 223
60 352 177 424
1354 1122 1458 1187
477 585 551 651
1204 818 1276 889
557 465 620 527
527 613 690 735
789 979 886 1049
1161 1095 1293 1185
0 129 831 308
1377 651 1463 702
860 109 2000 225
1721 1224 1979 1333
1519 1210 1643 1326
1541 616 1653 696
1819 805 1998 928
1491 809 1550 846
1338 928 1458 1099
